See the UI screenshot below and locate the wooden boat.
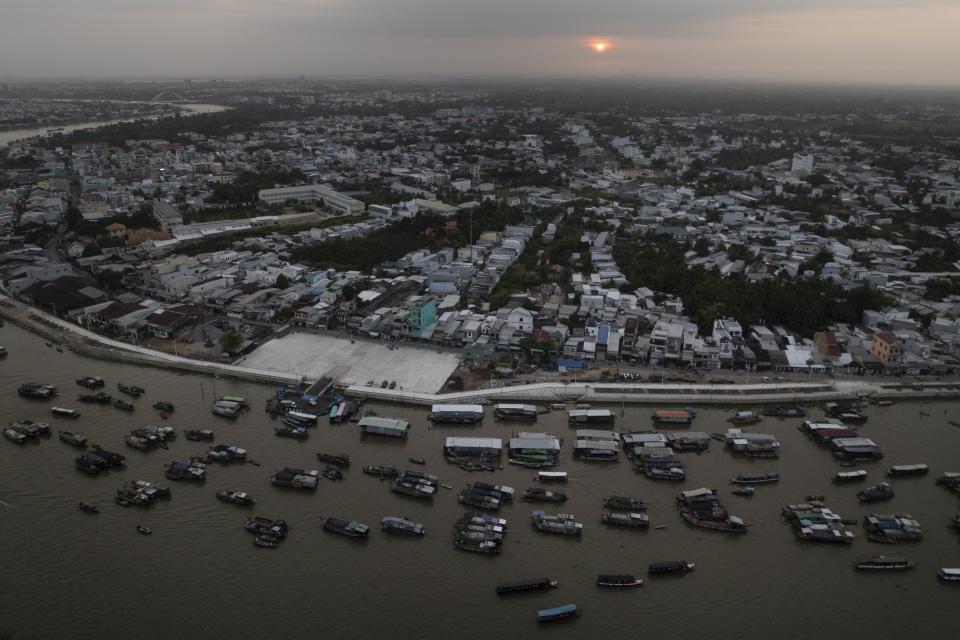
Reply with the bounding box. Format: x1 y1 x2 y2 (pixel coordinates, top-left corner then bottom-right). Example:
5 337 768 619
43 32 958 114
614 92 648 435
322 466 343 480
321 517 370 538
732 487 755 497
381 516 426 536
59 431 87 447
833 469 868 482
184 430 215 441
938 568 960 582
536 471 568 482
601 512 649 528
648 561 695 575
858 483 894 502
50 407 81 418
112 398 135 412
886 464 929 477
152 401 174 413
117 383 145 397
78 502 99 513
136 525 152 535
854 555 916 571
603 495 646 511
728 410 762 425
495 578 558 595
362 465 399 478
316 452 350 466
216 490 254 505
596 574 643 588
78 392 111 404
76 376 105 389
537 604 579 623
409 457 426 465
522 488 568 503
731 472 780 485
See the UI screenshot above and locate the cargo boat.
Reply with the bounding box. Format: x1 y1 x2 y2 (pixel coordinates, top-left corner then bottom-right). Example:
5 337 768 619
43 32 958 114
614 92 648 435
362 465 399 477
76 376 105 389
728 410 762 425
568 409 615 425
494 404 538 421
271 468 319 489
321 517 370 538
12 420 51 438
854 556 916 571
522 487 568 503
50 406 81 418
18 383 58 399
531 510 583 535
601 512 649 528
858 483 895 502
496 578 558 595
834 469 868 482
78 392 111 404
184 430 215 441
603 495 647 511
59 430 87 447
537 604 579 623
651 409 695 425
536 471 568 482
938 568 960 582
316 452 350 466
216 490 254 505
596 575 643 588
117 383 145 397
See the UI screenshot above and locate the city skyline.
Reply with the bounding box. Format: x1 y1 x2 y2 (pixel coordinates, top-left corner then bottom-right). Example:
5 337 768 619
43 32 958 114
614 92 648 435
2 1 960 86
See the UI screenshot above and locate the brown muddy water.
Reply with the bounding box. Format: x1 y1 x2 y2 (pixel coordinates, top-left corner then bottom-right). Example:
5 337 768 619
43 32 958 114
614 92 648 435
1 322 958 640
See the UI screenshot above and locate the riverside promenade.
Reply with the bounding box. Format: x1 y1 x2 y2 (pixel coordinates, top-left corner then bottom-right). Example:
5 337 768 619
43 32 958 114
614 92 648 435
3 293 959 405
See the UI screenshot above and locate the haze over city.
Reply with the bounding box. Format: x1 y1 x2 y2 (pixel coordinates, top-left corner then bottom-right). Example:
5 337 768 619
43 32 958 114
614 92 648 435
2 0 960 85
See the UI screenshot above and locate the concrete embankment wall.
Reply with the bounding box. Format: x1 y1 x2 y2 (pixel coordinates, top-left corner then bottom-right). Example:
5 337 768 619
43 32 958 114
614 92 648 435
0 296 300 387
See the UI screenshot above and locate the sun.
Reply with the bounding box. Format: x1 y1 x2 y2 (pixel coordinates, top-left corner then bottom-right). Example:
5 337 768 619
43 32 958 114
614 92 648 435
592 41 610 53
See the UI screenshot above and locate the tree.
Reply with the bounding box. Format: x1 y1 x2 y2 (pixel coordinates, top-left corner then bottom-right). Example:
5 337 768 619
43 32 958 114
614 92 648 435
218 330 242 353
274 274 290 289
95 270 123 289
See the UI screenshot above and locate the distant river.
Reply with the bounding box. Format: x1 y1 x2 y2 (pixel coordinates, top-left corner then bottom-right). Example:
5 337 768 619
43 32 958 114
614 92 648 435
0 102 228 148
1 321 959 639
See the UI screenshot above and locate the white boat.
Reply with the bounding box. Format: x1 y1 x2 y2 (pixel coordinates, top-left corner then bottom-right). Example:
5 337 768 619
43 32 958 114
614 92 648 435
938 568 960 582
537 471 568 482
50 407 81 418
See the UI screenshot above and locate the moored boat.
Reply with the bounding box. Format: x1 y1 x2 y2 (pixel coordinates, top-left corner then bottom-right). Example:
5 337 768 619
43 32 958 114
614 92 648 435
536 471 568 482
731 472 780 485
152 401 174 413
274 423 308 439
886 464 929 477
117 383 145 397
834 469 868 482
316 452 350 466
59 430 87 447
651 409 695 425
494 404 538 421
522 487 568 503
79 502 99 513
603 495 647 511
531 510 583 535
216 490 255 505
362 465 399 478
321 517 370 538
78 392 111 404
858 482 895 502
732 487 755 497
381 516 426 536
728 410 762 425
4 428 27 444
184 429 215 441
938 568 960 582
601 512 650 528
50 406 81 418
112 398 135 412
76 376 105 389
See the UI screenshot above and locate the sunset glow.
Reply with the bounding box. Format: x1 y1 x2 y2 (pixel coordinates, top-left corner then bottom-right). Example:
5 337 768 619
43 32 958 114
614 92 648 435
592 41 609 53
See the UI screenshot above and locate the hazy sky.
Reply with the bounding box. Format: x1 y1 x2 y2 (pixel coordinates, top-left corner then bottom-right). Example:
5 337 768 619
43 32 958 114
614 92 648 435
2 0 959 85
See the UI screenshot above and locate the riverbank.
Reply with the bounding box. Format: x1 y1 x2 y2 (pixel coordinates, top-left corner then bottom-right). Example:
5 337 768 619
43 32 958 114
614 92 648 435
5 293 960 405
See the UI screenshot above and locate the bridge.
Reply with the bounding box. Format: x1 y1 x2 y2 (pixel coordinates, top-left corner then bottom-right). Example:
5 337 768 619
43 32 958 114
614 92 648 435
149 91 189 104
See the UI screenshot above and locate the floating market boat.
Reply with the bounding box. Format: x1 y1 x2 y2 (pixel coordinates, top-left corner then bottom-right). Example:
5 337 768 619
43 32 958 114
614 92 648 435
316 453 350 466
603 495 647 511
76 376 105 389
362 465 399 478
79 502 99 514
274 423 308 439
152 401 174 413
381 516 426 536
522 487 568 503
57 431 87 447
321 517 370 538
858 483 895 502
271 468 319 489
731 472 780 485
732 487 755 497
18 383 58 399
216 490 255 506
50 406 81 418
4 429 27 444
834 469 868 482
886 464 929 477
112 399 135 412
728 410 762 425
938 568 960 582
117 383 145 397
762 405 806 418
12 420 51 437
78 392 111 404
536 471 568 482
184 430 215 441
601 512 649 528
531 510 583 535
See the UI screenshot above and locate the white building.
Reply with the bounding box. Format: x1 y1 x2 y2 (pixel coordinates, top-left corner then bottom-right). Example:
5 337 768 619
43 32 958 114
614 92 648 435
258 185 365 216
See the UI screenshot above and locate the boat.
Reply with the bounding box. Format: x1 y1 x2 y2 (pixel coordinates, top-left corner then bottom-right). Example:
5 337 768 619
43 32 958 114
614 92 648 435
165 459 207 481
549 403 566 411
537 604 579 623
875 400 894 407
645 466 686 481
681 511 747 533
938 568 960 582
568 409 615 425
362 465 399 478
59 430 87 447
651 409 695 425
136 525 152 535
112 399 135 412
12 420 51 438
117 383 144 397
648 561 695 575
216 490 255 505
428 404 484 424
78 392 111 404
886 464 929 477
601 512 650 528
732 487 755 497
76 376 105 389
531 510 583 535
0 346 6 357
220 395 248 407
212 400 242 419
79 502 99 514
409 457 426 465
731 472 780 485
271 468 319 489
18 383 58 399
494 404 538 421
495 578 558 595
152 401 175 413
322 466 343 480
522 488 568 503
762 405 806 418
728 410 762 425
603 496 647 511
316 453 350 466
50 406 81 418
858 483 895 502
321 517 370 538
596 575 643 588
244 517 290 539
207 445 247 462
4 429 27 444
834 469 868 482
536 471 568 482
381 516 426 536
274 423 308 439
254 536 277 548
184 430 215 441
854 556 917 571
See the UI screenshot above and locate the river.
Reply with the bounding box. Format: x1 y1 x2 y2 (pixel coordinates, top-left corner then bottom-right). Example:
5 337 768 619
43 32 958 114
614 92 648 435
0 321 958 639
0 103 228 148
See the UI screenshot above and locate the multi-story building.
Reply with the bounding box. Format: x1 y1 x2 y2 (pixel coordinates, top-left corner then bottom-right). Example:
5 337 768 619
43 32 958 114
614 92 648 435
870 331 903 365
